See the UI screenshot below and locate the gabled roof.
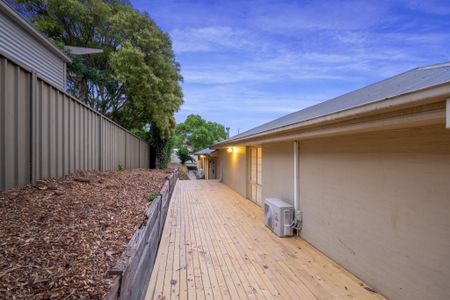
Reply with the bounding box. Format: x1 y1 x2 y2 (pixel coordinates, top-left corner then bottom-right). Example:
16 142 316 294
0 0 71 63
217 61 450 145
194 148 216 155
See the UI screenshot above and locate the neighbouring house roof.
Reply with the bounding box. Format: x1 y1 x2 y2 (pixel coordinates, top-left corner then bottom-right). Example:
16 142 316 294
215 61 450 146
0 0 71 63
194 148 216 155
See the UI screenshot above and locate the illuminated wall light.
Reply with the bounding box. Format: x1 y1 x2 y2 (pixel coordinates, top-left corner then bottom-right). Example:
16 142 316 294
227 147 233 153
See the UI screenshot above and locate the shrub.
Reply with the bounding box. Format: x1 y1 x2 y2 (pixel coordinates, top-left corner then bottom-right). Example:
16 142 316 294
147 192 160 202
177 147 194 165
179 164 189 180
149 127 172 169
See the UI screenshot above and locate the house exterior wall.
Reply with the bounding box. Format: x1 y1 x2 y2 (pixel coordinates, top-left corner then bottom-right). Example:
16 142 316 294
207 157 218 179
0 9 66 89
299 124 450 300
218 147 247 197
261 142 295 206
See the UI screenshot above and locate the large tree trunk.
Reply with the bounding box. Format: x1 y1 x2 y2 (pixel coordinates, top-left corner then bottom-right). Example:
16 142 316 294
79 77 88 104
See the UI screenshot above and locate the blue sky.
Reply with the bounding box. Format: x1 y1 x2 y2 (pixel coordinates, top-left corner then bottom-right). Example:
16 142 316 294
131 0 450 136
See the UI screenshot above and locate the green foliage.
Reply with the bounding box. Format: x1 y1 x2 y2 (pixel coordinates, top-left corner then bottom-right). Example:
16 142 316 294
131 126 150 142
12 0 183 164
150 125 172 169
174 115 227 152
11 0 125 111
177 147 194 165
108 6 183 137
158 139 172 169
118 163 125 171
147 192 160 202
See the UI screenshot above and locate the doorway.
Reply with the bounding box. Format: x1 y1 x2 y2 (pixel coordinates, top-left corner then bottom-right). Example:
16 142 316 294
249 147 262 206
208 158 216 179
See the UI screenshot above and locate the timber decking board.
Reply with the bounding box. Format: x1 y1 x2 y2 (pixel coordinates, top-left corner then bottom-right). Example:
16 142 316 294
145 180 385 300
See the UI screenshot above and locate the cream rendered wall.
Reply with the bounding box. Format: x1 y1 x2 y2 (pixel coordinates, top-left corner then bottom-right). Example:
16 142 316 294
261 142 295 206
299 125 450 300
218 147 247 197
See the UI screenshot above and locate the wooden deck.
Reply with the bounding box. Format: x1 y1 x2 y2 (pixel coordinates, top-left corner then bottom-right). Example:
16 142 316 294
145 180 385 300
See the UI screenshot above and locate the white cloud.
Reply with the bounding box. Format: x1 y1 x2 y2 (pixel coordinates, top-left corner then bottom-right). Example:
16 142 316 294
137 0 450 132
397 0 450 15
248 0 392 33
182 68 272 84
171 26 257 53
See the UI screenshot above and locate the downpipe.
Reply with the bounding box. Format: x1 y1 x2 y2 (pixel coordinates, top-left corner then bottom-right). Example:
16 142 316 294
291 140 303 235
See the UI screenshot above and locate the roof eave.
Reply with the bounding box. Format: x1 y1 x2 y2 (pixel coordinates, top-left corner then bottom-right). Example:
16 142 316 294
213 82 450 148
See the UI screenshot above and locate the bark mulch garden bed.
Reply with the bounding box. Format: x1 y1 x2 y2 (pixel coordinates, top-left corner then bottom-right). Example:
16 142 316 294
0 169 171 299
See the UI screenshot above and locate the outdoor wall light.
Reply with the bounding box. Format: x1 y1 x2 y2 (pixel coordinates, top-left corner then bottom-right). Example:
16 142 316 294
227 147 233 153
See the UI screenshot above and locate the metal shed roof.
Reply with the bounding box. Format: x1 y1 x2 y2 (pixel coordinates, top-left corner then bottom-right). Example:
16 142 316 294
0 0 71 63
65 46 103 56
194 148 216 155
220 61 450 144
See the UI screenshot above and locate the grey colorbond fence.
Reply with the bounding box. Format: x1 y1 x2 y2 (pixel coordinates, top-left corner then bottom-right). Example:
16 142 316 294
0 53 150 191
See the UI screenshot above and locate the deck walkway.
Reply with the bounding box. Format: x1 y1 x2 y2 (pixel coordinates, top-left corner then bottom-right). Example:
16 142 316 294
145 180 384 299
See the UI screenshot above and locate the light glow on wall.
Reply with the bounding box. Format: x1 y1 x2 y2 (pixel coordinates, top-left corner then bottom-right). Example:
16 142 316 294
227 147 233 153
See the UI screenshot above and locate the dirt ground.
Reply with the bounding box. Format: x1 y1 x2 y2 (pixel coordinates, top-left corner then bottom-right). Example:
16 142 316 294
0 169 171 299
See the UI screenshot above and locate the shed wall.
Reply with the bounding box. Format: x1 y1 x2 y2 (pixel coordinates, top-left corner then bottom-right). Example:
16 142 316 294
0 10 66 89
299 125 450 300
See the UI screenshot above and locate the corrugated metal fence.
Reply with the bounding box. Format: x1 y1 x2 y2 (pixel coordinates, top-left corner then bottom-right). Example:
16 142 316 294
0 53 150 191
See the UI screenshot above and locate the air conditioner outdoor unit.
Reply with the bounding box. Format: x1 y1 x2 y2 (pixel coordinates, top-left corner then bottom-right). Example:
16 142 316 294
264 198 294 237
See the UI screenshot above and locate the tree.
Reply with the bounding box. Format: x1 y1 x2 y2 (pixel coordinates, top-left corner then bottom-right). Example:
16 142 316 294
176 147 193 165
174 115 227 152
11 0 183 167
149 125 173 168
108 6 183 137
9 0 124 110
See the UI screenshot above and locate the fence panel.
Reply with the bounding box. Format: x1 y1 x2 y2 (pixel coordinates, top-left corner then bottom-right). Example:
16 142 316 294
140 140 150 169
0 57 31 191
0 53 151 191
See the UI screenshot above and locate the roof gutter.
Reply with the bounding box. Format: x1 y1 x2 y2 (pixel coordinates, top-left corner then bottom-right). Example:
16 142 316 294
214 82 450 148
0 1 72 63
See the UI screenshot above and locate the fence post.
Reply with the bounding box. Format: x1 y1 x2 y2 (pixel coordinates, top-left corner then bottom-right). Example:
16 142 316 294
99 115 103 171
158 197 162 239
30 72 37 184
159 193 164 239
0 58 5 191
124 132 127 169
